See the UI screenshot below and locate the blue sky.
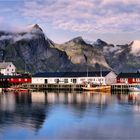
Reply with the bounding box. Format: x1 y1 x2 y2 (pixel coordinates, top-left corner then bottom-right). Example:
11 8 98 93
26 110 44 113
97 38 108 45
0 0 140 44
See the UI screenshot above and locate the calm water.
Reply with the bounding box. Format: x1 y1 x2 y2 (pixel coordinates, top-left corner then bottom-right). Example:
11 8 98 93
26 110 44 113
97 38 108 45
0 91 140 139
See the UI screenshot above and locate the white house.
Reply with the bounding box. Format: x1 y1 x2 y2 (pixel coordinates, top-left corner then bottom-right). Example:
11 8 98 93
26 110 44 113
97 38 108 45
0 62 16 75
32 71 117 85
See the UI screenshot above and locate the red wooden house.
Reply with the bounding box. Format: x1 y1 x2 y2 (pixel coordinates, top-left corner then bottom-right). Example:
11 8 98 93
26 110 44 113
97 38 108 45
117 72 140 84
0 74 31 87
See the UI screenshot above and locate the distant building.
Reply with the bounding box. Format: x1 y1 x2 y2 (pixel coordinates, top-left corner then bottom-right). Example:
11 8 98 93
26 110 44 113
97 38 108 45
0 62 16 75
117 72 140 84
32 71 117 85
0 75 32 88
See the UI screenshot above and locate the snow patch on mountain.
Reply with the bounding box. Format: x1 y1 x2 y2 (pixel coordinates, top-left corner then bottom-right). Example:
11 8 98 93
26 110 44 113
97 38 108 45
103 45 121 53
130 40 140 56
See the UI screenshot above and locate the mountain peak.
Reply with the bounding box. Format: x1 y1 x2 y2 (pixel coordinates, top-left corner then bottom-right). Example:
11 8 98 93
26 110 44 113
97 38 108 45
132 40 140 45
94 39 108 46
130 40 140 56
31 24 43 31
72 36 83 41
67 36 87 45
131 40 140 48
26 24 43 33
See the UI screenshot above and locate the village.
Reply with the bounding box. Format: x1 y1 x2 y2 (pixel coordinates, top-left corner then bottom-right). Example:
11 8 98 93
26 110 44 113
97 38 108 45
0 61 139 93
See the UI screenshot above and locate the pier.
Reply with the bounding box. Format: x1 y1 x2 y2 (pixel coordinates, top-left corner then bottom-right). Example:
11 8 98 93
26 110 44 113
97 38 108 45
111 84 140 94
22 83 83 91
21 83 140 93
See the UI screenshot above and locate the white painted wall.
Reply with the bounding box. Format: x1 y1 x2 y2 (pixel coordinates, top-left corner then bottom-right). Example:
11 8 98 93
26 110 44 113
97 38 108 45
1 69 6 75
32 77 46 84
0 63 16 75
105 71 117 85
32 76 107 85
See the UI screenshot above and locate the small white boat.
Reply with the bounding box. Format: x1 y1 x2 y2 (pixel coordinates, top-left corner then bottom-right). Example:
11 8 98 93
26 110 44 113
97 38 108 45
129 86 140 92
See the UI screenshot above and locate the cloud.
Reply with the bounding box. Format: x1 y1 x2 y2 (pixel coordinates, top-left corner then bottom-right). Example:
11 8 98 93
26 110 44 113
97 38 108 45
0 35 13 40
10 0 140 33
101 0 140 6
103 45 122 54
13 33 37 42
0 33 37 42
0 16 4 24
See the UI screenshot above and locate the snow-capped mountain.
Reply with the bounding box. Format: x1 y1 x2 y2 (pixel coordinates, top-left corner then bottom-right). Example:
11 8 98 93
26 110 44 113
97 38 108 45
130 40 140 56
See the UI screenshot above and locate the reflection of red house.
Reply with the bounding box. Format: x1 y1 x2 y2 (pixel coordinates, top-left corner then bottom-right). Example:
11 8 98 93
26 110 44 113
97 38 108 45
117 72 140 84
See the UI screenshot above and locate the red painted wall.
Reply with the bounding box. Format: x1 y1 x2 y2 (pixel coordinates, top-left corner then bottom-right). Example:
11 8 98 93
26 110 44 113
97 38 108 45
7 78 31 83
117 78 140 84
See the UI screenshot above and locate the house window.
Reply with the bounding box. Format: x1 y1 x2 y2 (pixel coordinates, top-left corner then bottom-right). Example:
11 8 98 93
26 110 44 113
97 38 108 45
120 78 125 82
7 69 9 71
72 79 77 83
136 78 140 82
45 79 48 84
64 79 68 83
54 79 59 83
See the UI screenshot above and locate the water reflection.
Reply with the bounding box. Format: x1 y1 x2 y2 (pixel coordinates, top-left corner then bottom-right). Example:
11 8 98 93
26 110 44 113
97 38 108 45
117 92 140 104
0 92 48 132
0 91 111 131
0 91 140 139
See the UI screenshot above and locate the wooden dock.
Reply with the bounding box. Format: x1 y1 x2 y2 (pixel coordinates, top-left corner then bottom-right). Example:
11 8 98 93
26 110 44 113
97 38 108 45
111 84 140 94
22 83 83 91
21 83 140 93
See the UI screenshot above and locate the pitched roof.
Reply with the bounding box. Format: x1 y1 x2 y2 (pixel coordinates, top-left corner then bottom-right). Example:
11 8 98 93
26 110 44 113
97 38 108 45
33 71 111 78
0 62 12 69
117 72 140 78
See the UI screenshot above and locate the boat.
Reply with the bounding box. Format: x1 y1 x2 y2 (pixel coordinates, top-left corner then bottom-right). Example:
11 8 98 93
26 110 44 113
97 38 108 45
129 85 140 92
3 87 30 93
82 67 111 92
82 83 111 92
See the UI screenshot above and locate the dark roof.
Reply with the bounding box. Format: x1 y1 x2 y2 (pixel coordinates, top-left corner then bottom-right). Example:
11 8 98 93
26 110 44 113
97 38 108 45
0 74 31 79
117 72 140 78
33 71 111 78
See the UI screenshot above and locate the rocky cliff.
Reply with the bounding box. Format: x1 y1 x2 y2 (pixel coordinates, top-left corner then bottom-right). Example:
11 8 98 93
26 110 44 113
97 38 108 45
0 24 74 73
102 40 140 72
0 24 139 73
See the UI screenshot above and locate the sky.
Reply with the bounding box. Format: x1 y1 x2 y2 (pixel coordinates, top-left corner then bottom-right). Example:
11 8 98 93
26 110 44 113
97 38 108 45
0 0 140 44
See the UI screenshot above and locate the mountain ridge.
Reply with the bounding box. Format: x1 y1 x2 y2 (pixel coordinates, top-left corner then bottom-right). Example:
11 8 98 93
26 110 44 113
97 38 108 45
0 24 139 73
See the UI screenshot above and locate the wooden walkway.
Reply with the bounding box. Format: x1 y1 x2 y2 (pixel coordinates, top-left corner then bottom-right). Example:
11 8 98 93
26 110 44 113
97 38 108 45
22 83 83 91
111 84 140 94
21 83 140 93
